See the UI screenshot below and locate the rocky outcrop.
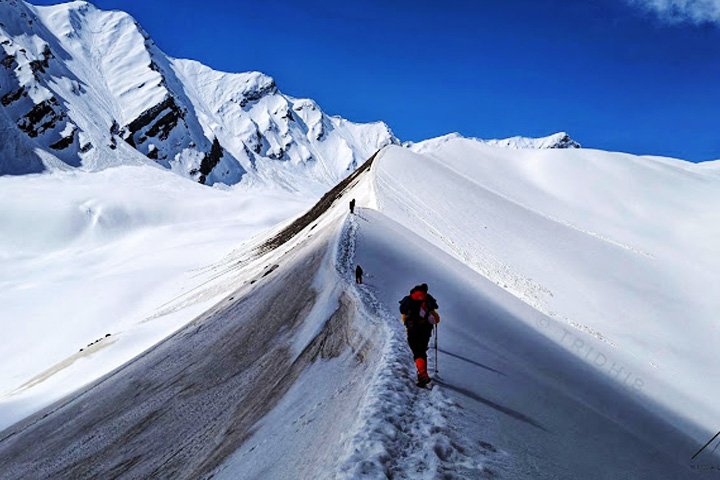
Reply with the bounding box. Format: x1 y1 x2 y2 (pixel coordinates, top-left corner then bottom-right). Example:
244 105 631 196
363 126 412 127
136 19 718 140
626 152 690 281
49 125 76 150
239 79 278 108
121 96 185 149
0 1 396 187
548 133 581 149
194 138 224 185
17 97 65 138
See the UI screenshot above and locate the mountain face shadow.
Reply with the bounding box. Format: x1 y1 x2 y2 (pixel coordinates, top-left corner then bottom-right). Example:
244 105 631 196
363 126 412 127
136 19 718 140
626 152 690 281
435 379 549 433
438 348 506 376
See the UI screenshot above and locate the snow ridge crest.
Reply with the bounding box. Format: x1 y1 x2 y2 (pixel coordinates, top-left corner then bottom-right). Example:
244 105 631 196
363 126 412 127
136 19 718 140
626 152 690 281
0 0 397 192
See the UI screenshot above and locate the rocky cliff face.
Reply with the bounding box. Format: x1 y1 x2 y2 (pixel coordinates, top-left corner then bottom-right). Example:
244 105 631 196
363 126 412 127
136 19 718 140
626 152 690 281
0 0 397 192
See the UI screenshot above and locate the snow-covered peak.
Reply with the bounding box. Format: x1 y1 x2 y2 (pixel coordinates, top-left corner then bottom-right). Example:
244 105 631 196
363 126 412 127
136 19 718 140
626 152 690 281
484 131 581 149
409 131 580 154
0 0 397 193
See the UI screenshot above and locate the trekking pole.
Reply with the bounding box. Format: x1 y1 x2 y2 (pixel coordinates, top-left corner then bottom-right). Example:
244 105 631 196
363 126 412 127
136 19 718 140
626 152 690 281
434 324 439 374
691 430 720 460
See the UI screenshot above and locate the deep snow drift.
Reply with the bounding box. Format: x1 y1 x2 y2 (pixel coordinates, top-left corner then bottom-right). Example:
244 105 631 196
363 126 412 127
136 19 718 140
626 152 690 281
1 140 719 479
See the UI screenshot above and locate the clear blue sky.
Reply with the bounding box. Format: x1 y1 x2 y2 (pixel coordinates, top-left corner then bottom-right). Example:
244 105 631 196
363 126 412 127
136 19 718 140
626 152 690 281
31 0 720 162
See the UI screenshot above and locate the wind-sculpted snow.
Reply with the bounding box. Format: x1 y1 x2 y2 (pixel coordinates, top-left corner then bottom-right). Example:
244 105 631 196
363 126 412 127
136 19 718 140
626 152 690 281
0 215 376 479
350 203 717 478
0 1 396 192
371 143 720 477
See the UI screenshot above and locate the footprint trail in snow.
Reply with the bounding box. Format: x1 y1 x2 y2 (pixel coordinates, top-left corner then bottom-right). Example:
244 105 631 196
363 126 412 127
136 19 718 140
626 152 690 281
335 214 506 479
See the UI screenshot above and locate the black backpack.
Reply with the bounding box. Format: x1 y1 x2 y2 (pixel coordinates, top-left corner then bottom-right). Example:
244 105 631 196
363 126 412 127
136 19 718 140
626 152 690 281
399 293 437 329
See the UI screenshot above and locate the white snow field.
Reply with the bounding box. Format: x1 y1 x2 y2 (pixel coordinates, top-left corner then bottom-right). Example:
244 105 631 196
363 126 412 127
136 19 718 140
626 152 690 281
1 139 719 479
0 165 314 430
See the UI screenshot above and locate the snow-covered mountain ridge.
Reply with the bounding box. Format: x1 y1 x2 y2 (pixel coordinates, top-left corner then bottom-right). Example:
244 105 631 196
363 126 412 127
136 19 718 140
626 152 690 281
0 0 396 192
2 141 719 479
0 0 590 193
408 131 581 153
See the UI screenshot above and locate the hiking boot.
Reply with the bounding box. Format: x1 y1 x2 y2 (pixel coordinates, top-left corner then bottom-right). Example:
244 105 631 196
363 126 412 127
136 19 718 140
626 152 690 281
417 375 431 387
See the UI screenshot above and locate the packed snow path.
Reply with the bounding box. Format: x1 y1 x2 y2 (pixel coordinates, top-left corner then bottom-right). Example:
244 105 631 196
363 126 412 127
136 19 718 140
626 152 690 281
336 215 506 479
0 165 382 478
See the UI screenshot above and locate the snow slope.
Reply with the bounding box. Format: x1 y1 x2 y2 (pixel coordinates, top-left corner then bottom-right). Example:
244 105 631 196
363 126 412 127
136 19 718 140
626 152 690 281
0 0 396 191
374 140 720 432
365 143 720 477
1 141 718 479
0 165 313 430
0 152 385 479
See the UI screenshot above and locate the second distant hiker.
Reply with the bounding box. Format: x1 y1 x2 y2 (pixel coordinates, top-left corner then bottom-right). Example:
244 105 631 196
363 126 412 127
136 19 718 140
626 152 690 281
349 198 356 214
399 283 440 387
355 264 364 284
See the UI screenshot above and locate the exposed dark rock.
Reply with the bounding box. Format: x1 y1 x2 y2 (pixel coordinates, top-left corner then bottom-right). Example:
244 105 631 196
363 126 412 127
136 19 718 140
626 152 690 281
49 126 76 150
122 96 183 147
145 106 182 141
198 137 223 184
29 45 52 75
1 86 25 106
316 122 325 141
552 133 581 149
1 53 17 69
281 109 294 122
241 144 257 170
18 97 65 138
70 81 86 96
262 265 279 277
238 80 277 108
268 147 284 160
80 142 92 153
256 149 380 254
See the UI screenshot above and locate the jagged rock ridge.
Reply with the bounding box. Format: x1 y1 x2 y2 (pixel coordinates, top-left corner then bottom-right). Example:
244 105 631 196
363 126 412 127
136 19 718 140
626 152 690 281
0 0 397 192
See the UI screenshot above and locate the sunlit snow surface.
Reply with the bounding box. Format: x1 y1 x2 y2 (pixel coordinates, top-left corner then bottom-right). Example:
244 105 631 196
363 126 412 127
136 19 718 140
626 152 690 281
218 142 720 478
2 139 719 479
0 165 312 427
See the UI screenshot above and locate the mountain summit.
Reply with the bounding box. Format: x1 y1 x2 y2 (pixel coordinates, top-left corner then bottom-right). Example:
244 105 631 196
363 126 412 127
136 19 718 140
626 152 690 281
0 0 397 192
408 131 581 154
